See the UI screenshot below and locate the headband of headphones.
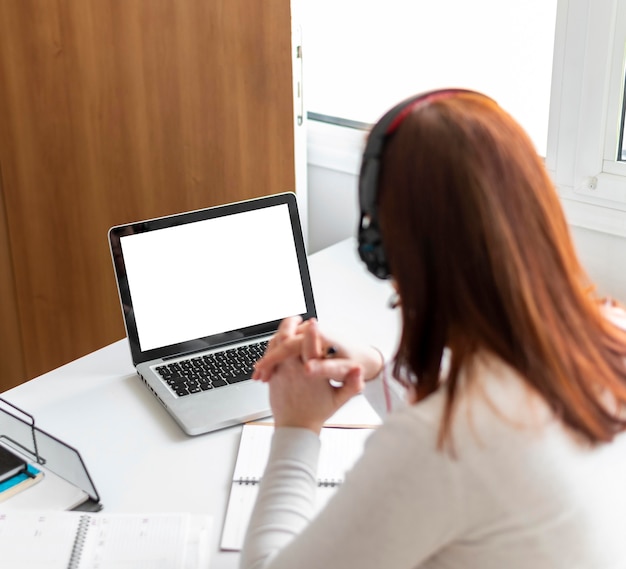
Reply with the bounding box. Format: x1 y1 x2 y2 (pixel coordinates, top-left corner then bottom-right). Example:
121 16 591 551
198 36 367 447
357 88 482 279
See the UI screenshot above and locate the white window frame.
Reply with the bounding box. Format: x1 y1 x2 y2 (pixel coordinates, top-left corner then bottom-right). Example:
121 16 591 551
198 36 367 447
548 0 626 236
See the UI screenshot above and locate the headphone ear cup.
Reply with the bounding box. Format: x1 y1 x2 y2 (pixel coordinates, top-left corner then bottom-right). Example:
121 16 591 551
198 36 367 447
358 155 391 279
358 155 380 215
357 219 390 279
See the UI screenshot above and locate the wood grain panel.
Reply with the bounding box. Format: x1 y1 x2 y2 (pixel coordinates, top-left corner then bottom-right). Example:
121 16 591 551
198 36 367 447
0 165 26 391
0 0 294 382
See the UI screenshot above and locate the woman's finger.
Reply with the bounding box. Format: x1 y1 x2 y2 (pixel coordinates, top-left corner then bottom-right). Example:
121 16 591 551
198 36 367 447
302 318 323 362
254 336 303 380
331 366 365 408
267 316 303 350
305 358 363 384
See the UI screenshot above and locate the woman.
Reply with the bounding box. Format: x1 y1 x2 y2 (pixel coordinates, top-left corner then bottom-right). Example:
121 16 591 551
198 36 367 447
241 89 626 568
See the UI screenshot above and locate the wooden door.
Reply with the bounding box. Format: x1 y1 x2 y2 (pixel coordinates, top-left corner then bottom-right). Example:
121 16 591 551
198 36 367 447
0 0 295 390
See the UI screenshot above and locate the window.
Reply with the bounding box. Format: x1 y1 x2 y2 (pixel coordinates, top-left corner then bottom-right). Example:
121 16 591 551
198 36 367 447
548 0 626 235
602 0 626 173
304 0 557 157
618 77 626 161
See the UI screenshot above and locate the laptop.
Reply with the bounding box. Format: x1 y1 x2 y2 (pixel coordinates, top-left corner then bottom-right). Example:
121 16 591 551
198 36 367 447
108 192 316 435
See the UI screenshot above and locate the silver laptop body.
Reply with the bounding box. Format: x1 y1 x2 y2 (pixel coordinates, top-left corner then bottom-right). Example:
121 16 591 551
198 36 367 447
108 193 316 435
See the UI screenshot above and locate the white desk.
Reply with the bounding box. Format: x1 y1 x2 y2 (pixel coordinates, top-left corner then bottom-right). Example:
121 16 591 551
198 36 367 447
2 238 399 568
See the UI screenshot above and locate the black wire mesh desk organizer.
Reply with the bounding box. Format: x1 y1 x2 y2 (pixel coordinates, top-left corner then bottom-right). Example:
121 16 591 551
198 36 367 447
0 397 102 511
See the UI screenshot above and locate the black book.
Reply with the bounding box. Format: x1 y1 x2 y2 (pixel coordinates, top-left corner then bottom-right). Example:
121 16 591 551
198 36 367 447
0 445 27 484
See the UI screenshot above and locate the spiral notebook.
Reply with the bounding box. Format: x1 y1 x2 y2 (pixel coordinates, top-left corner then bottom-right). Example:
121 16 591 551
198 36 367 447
220 423 375 551
0 511 213 568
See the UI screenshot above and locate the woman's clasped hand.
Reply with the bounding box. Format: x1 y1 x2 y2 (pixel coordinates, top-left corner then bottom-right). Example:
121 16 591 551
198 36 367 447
251 316 383 434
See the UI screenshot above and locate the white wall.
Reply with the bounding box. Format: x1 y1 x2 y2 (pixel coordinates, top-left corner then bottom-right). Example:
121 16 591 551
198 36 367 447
308 163 359 253
569 226 626 302
306 120 365 253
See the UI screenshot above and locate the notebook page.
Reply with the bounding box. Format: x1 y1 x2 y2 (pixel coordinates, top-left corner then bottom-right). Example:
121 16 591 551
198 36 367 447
0 511 79 569
78 513 189 569
221 424 375 551
184 514 214 569
317 427 374 483
232 423 376 483
220 484 260 551
231 424 274 482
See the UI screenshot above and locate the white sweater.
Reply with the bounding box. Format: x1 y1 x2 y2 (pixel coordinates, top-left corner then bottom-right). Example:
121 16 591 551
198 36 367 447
240 353 626 569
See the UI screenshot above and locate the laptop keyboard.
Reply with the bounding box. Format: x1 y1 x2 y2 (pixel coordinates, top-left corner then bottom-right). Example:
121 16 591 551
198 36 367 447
155 340 269 397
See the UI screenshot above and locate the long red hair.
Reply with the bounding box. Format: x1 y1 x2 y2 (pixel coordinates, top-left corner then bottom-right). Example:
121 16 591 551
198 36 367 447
376 91 626 445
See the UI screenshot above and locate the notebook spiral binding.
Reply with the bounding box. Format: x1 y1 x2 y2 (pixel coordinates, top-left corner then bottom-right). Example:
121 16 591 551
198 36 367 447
234 477 260 486
318 478 342 488
67 514 90 569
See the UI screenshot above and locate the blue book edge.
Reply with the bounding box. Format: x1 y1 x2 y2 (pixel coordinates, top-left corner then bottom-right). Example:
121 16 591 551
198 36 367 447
0 464 42 493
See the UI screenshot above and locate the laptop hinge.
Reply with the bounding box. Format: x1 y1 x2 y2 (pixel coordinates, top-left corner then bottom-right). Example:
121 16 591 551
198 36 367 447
160 333 271 362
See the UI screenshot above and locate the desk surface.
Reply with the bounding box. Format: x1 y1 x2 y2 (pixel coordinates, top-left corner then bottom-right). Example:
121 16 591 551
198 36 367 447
2 238 399 568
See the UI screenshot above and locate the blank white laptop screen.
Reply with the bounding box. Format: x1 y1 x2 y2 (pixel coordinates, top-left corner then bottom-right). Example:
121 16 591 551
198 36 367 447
119 203 307 352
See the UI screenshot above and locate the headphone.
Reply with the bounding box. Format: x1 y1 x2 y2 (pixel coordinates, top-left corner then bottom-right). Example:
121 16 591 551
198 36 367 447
357 88 483 279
